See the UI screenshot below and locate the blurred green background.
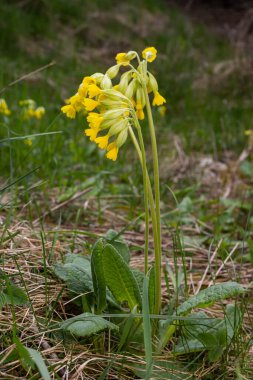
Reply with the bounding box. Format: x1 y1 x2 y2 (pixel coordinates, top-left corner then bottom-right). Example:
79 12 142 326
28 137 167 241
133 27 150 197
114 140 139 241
1 0 253 211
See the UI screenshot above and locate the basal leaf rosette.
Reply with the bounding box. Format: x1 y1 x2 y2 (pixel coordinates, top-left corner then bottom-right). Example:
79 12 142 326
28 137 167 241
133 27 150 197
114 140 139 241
61 47 166 161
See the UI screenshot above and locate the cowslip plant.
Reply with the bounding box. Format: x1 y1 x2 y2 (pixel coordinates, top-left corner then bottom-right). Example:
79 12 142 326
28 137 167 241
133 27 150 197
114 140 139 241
62 47 165 315
60 48 245 374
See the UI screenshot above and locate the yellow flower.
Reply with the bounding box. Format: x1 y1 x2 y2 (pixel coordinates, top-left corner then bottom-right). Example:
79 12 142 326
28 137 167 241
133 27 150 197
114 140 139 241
34 106 45 119
82 76 96 85
142 47 157 62
61 104 76 118
95 134 109 149
115 52 129 66
83 98 99 111
0 98 11 116
158 105 166 117
85 128 99 141
88 84 101 98
136 103 145 120
24 138 33 146
87 112 103 128
152 91 166 106
106 142 119 161
78 84 88 98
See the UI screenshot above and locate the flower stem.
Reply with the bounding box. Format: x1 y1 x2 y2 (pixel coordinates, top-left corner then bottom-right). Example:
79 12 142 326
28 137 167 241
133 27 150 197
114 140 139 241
143 85 162 315
129 126 161 315
136 126 149 274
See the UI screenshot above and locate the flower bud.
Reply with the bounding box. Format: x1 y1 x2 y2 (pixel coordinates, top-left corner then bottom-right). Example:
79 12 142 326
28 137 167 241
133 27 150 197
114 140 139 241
91 73 104 85
106 65 120 79
125 51 137 60
108 119 128 136
118 71 132 93
125 79 137 100
116 128 128 147
148 72 158 92
100 74 112 90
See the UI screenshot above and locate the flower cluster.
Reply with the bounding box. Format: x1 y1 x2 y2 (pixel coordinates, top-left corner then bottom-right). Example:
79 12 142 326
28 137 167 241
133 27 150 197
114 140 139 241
19 99 46 120
61 47 166 161
0 98 11 116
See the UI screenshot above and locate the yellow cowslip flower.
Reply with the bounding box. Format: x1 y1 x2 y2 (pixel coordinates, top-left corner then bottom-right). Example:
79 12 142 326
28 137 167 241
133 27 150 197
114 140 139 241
87 112 103 129
78 84 88 98
82 76 96 86
85 128 99 141
158 106 167 117
136 103 144 120
106 142 119 161
115 53 130 66
24 138 33 146
88 84 101 98
142 47 157 62
34 106 45 119
0 98 11 116
83 98 99 111
61 104 76 118
152 91 166 106
95 134 109 149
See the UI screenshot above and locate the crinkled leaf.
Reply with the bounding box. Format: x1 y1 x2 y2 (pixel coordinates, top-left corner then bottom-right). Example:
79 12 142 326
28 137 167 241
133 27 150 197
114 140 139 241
131 268 144 296
53 253 93 294
91 239 106 313
102 244 141 310
105 229 130 263
177 282 244 315
60 312 118 337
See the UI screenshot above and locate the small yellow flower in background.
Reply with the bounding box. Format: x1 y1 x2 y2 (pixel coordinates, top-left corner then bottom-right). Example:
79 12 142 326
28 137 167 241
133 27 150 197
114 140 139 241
142 47 157 62
158 105 167 117
24 138 33 146
20 99 46 119
0 98 11 116
152 91 166 106
61 104 76 119
34 106 45 119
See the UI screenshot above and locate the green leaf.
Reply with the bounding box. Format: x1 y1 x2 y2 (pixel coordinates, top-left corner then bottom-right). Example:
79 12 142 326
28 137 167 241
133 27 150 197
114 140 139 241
53 253 93 294
102 244 141 310
60 312 118 337
105 229 130 263
159 282 244 352
131 268 144 295
177 282 244 315
91 239 107 313
0 284 28 309
26 347 51 380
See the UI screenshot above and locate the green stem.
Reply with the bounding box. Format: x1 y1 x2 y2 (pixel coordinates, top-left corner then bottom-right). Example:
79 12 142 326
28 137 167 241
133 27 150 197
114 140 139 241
136 126 149 274
143 81 162 314
129 126 161 315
